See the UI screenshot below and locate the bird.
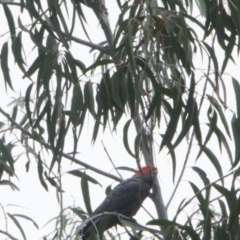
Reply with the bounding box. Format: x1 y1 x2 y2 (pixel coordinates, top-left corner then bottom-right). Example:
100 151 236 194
78 165 158 240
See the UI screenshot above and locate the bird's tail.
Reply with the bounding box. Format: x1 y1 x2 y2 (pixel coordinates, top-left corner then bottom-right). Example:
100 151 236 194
77 213 119 240
77 220 91 240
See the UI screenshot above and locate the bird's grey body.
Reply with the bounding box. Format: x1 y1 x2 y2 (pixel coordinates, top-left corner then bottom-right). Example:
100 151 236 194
78 166 157 240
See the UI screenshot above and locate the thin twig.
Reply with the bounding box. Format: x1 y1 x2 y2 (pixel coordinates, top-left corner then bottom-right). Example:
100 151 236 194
178 171 234 214
167 49 213 210
0 203 7 230
101 140 123 179
58 163 63 240
166 132 194 209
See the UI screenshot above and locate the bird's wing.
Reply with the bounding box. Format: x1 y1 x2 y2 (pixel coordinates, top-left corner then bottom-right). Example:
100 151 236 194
92 178 148 215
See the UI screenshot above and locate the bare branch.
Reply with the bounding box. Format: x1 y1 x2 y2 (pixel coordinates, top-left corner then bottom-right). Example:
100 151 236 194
69 35 110 54
101 140 123 179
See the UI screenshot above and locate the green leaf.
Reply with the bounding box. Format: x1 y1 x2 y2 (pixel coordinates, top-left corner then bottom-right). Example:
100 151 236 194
44 172 62 192
167 144 176 183
92 111 101 143
1 42 13 90
231 115 240 169
23 55 43 79
3 4 16 41
136 57 158 89
218 199 228 231
12 32 26 73
127 71 135 118
25 83 34 127
33 100 49 129
0 156 14 176
213 125 233 165
203 42 219 82
11 106 18 128
68 169 101 186
173 100 197 148
111 71 125 111
71 83 84 126
232 77 240 121
81 172 93 215
64 52 79 83
0 139 15 174
69 207 87 220
84 81 96 117
221 32 235 74
37 154 48 191
0 180 19 191
201 146 223 185
8 213 27 240
160 88 182 150
192 167 210 186
207 95 230 137
147 219 200 240
13 214 39 229
134 131 142 161
126 20 137 74
123 120 135 158
189 181 206 210
120 219 160 233
84 59 114 74
145 88 161 122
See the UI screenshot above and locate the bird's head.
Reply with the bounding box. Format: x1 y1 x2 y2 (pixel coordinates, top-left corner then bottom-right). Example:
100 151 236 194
135 165 158 177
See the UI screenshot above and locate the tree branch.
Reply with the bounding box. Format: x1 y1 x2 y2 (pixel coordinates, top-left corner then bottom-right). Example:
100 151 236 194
69 35 110 54
92 0 114 54
0 108 121 182
134 116 168 221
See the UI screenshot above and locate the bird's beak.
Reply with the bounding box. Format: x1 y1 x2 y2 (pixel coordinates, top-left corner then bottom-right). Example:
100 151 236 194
152 169 158 176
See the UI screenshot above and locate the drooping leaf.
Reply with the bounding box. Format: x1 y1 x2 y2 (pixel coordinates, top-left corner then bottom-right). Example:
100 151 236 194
160 87 182 150
71 83 84 126
1 42 13 90
8 213 27 240
192 167 210 187
12 32 26 73
0 139 15 174
232 77 240 120
3 4 16 41
207 95 230 137
231 115 240 169
84 81 96 117
81 171 93 215
68 169 101 186
123 120 135 158
37 154 48 191
0 180 19 191
201 146 224 185
147 219 200 240
25 83 34 127
13 214 39 229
